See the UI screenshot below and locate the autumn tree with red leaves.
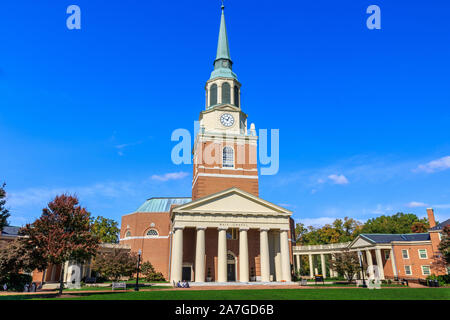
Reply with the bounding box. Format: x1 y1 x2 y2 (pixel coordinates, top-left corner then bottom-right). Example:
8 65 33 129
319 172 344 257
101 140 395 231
20 194 99 295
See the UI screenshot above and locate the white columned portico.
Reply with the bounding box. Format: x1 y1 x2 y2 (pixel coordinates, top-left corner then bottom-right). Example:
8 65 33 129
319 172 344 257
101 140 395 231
170 227 184 283
280 229 291 281
239 227 249 282
375 248 385 280
296 254 301 273
260 228 270 282
320 253 326 278
308 254 314 278
195 227 206 282
365 249 374 278
218 227 228 282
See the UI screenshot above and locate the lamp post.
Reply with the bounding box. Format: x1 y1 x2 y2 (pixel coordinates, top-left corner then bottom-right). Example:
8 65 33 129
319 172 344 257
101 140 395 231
358 251 367 288
135 249 142 291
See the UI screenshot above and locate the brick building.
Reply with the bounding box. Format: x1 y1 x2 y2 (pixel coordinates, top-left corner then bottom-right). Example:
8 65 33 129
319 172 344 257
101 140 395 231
293 208 449 280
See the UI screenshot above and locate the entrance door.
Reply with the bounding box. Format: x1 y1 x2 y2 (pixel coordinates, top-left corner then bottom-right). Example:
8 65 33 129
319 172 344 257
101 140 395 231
182 267 191 281
227 264 236 281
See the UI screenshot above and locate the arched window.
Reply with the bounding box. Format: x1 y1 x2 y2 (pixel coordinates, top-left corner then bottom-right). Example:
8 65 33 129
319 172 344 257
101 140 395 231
234 86 239 107
223 146 234 168
210 84 217 106
222 82 231 104
125 231 131 238
146 229 159 237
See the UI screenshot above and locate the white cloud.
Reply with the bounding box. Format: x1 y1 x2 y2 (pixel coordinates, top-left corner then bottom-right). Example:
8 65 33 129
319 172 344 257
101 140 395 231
328 174 349 185
115 141 143 156
406 201 428 208
433 204 450 209
151 171 189 182
414 156 450 173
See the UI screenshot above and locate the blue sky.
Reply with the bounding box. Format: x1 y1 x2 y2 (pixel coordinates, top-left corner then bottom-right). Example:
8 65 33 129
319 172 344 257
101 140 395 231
1 0 449 227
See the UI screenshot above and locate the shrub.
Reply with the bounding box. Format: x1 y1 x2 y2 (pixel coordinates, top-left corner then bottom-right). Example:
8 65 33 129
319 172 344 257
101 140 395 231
1 273 33 292
140 261 165 282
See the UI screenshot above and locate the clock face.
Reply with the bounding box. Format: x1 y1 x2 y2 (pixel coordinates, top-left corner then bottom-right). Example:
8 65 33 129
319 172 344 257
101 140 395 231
220 113 234 127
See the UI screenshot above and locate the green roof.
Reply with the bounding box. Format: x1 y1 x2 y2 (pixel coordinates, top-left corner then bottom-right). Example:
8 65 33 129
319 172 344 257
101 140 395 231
209 5 237 81
135 197 191 213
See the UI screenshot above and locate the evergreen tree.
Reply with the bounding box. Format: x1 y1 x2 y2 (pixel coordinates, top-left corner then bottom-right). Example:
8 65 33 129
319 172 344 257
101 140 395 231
0 183 10 232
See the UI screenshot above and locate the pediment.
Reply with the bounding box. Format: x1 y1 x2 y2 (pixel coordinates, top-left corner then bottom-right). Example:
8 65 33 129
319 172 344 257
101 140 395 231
349 236 374 249
172 188 291 216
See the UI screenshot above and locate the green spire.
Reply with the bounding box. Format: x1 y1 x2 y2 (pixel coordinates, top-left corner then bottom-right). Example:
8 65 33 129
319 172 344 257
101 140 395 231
216 5 231 61
210 4 237 81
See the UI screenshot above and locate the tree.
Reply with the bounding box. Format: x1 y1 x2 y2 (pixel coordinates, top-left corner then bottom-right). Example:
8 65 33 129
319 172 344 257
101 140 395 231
92 249 137 281
140 261 165 282
438 225 450 266
90 216 120 243
361 212 428 234
20 194 99 295
330 250 362 283
0 183 10 232
295 217 362 245
411 221 430 233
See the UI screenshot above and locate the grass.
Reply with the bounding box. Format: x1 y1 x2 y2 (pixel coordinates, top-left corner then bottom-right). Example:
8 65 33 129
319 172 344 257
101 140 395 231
64 285 169 291
2 288 448 300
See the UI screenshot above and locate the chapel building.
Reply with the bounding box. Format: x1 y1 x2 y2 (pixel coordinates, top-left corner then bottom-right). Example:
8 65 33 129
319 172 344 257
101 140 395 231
120 5 295 284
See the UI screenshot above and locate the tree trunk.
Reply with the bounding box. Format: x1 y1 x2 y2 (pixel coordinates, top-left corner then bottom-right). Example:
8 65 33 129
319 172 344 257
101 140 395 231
58 263 65 295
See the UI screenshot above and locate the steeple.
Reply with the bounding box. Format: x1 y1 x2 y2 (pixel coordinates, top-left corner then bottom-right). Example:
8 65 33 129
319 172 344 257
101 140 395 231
210 4 237 81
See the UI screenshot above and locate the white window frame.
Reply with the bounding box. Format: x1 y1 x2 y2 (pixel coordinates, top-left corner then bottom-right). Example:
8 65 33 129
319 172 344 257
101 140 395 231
418 249 428 259
404 265 412 276
402 249 409 259
125 231 131 238
421 265 431 276
222 146 235 168
384 251 390 260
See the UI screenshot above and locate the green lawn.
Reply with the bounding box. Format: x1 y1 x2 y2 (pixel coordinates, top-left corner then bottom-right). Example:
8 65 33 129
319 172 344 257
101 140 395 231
2 288 447 300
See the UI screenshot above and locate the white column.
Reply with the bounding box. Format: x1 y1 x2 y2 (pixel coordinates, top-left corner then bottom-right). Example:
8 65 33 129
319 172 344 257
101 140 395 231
239 228 249 282
260 228 270 282
375 248 385 280
309 254 314 278
366 249 374 278
296 254 301 273
217 227 228 282
390 248 398 279
195 227 206 282
218 83 223 104
280 229 291 282
170 227 184 283
320 254 326 278
273 231 281 281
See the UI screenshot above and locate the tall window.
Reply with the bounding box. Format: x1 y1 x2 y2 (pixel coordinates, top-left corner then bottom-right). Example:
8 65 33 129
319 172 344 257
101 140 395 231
223 146 234 168
210 84 217 106
222 82 231 104
226 229 238 240
404 265 412 275
234 86 239 107
421 265 431 275
418 249 428 259
402 249 409 259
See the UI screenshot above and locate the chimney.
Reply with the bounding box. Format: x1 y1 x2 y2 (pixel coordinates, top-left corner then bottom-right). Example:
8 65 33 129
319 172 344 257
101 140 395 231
427 208 436 228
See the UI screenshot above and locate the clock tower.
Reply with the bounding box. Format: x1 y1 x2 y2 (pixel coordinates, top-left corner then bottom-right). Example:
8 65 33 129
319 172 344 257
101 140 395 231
192 5 259 200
